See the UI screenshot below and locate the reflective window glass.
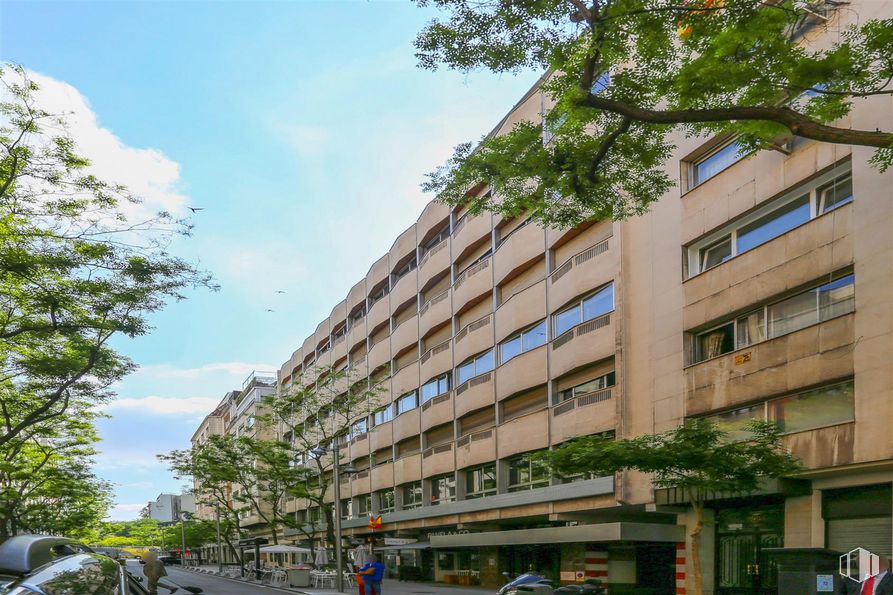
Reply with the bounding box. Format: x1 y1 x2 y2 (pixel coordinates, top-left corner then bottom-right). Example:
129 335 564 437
737 194 810 253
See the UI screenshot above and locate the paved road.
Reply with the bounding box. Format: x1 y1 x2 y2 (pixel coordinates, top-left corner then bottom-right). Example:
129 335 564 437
125 560 294 595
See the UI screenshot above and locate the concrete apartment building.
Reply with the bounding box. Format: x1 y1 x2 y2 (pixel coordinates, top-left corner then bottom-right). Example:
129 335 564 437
185 4 892 593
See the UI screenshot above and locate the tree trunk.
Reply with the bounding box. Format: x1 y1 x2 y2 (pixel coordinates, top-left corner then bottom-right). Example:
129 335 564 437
690 499 705 595
323 504 336 556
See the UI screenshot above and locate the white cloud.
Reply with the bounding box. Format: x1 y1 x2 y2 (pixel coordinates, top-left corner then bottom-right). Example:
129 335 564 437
108 395 222 415
24 70 189 218
107 503 147 521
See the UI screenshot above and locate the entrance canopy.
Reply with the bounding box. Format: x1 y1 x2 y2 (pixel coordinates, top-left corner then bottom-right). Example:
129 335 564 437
430 522 684 548
375 542 431 551
260 544 312 554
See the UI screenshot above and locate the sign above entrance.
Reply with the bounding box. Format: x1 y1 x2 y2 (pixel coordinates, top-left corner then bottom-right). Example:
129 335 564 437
384 538 418 546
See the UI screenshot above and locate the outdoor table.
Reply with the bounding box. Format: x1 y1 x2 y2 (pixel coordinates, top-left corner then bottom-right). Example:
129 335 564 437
287 568 311 587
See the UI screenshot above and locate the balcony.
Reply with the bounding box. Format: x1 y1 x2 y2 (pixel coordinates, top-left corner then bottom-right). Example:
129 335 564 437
394 454 422 486
371 462 395 491
393 407 421 443
422 442 455 477
495 280 546 342
392 360 420 397
550 388 615 445
390 271 418 314
685 314 855 417
548 238 616 314
549 313 615 379
421 392 453 432
370 422 393 452
332 332 348 361
497 409 549 458
494 223 544 286
455 372 495 418
784 423 854 469
391 316 419 354
453 257 493 312
456 428 496 469
349 433 370 460
367 295 390 331
419 239 450 289
351 472 371 495
420 340 452 383
452 213 491 262
347 319 366 353
367 336 390 372
454 314 494 364
546 219 612 250
419 289 451 337
496 346 547 402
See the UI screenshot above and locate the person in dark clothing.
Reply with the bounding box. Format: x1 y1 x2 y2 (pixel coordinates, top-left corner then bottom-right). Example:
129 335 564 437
840 555 892 594
359 555 386 595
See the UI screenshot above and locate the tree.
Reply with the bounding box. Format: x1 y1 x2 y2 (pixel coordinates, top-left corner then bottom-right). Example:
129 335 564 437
416 0 893 227
260 365 383 557
0 63 213 448
540 420 801 595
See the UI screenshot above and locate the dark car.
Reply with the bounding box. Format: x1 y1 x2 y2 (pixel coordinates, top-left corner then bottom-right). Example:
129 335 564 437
0 534 199 595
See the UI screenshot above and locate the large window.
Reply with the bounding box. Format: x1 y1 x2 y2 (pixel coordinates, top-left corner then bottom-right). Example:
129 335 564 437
422 224 450 254
350 418 368 438
394 256 417 280
355 494 371 517
703 380 855 437
507 453 550 492
396 391 418 415
421 373 450 403
553 282 614 337
456 349 495 385
693 274 854 363
558 372 616 403
401 482 423 510
372 405 393 426
465 464 497 499
377 489 395 514
690 140 744 188
688 165 853 275
499 320 547 364
430 474 456 505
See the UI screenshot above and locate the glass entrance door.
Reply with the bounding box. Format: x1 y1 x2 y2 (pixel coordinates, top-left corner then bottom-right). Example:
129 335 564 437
716 504 784 595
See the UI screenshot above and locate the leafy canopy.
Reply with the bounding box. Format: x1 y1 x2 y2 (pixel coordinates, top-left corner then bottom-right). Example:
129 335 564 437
416 0 893 227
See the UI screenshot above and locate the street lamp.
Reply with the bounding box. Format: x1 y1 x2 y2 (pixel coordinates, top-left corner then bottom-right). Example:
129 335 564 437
179 512 191 567
311 442 358 593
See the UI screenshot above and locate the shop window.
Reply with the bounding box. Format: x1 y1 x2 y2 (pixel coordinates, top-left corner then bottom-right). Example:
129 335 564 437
687 164 853 275
401 481 423 510
507 452 550 492
421 373 450 403
553 282 614 337
558 372 615 403
465 464 497 499
692 274 854 363
456 349 495 385
430 473 456 505
377 489 395 514
499 320 547 364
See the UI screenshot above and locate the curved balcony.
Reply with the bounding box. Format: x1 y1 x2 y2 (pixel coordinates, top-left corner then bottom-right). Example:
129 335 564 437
454 314 494 365
496 346 547 401
495 280 546 343
453 257 493 313
315 350 332 369
418 201 450 241
370 422 393 452
391 316 419 355
455 372 495 418
456 429 496 469
349 433 370 460
367 296 390 333
371 462 395 491
351 472 371 496
496 409 549 458
419 290 451 338
547 219 612 251
418 239 450 289
550 388 616 445
452 213 491 262
367 337 390 372
392 360 420 397
392 408 421 443
549 313 615 379
391 222 417 264
494 223 544 286
421 441 455 478
347 320 366 353
368 254 389 289
332 332 348 362
420 339 452 383
390 272 418 314
421 393 453 432
394 453 422 485
548 238 616 315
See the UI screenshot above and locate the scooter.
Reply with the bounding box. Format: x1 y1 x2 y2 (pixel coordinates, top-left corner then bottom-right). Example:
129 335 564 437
553 579 606 595
498 573 554 595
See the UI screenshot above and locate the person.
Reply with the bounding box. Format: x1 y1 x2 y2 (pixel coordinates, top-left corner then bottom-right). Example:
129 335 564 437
358 554 385 595
356 566 366 595
141 552 179 594
840 555 892 594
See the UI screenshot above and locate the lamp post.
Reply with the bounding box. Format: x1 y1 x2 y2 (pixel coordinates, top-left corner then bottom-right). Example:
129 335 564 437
311 442 358 593
215 506 224 574
179 512 189 567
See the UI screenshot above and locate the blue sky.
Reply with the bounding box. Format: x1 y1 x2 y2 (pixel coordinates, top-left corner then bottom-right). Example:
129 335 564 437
1 1 539 520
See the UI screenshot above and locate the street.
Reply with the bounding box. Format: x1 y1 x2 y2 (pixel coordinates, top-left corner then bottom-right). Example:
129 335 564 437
125 560 295 595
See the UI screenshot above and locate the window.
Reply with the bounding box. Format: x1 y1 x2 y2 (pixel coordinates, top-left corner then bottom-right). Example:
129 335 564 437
355 494 371 517
703 380 855 437
507 453 550 492
373 447 393 466
332 324 347 340
317 341 330 356
456 349 495 385
349 306 366 326
421 373 450 403
350 418 368 438
369 284 389 306
558 372 615 402
465 464 496 499
422 225 449 253
693 274 854 363
553 283 614 337
690 140 744 188
377 489 395 514
430 474 456 505
340 499 351 520
591 71 610 94
401 482 423 510
688 165 853 275
373 406 393 426
396 391 418 415
395 256 418 280
457 249 492 278
499 320 547 364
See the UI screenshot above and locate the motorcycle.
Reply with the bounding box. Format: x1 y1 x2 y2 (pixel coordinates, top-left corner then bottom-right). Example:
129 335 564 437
498 573 605 595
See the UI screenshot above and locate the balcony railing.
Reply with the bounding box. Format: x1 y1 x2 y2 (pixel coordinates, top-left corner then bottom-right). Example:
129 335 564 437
553 388 613 417
551 238 610 283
